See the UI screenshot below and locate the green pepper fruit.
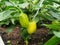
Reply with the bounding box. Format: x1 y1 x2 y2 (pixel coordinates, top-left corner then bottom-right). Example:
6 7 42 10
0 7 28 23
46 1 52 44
19 13 29 28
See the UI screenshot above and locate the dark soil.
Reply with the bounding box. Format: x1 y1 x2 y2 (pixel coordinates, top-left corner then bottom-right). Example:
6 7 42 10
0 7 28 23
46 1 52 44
0 26 53 45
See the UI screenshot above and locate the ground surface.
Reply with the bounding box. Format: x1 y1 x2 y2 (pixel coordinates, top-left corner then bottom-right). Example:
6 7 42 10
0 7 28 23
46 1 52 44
0 25 53 45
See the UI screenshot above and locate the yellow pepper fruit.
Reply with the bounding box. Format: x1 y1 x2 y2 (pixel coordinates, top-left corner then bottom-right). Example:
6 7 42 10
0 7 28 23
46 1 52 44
19 13 29 28
27 21 37 34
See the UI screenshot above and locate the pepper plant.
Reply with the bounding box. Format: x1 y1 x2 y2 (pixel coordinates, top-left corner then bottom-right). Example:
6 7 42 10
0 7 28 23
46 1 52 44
0 0 60 45
43 20 60 45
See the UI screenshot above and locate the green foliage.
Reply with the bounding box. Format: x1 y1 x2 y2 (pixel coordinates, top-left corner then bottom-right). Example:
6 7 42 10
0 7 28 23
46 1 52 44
0 0 60 26
53 31 60 38
0 10 13 21
44 36 60 45
43 20 60 30
43 20 60 45
0 0 60 45
6 25 15 34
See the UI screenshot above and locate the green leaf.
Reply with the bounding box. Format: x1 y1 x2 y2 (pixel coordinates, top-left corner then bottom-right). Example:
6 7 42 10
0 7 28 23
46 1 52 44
44 35 60 45
33 16 40 23
10 19 15 24
49 11 60 20
43 23 60 30
5 1 13 6
6 25 15 34
0 20 10 26
53 31 60 38
18 2 29 9
21 29 29 39
0 10 14 21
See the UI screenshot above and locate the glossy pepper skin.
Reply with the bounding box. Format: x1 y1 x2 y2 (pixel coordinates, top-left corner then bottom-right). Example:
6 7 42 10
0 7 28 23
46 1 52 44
27 21 37 34
19 13 29 28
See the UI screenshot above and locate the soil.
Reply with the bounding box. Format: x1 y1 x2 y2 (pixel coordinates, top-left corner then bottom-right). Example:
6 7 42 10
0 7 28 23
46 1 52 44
0 25 53 45
0 20 60 45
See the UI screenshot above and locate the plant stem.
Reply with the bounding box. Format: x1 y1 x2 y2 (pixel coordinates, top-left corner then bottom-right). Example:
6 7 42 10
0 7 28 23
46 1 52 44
44 36 60 45
39 0 44 8
9 0 23 13
32 0 45 21
32 9 39 21
25 39 28 45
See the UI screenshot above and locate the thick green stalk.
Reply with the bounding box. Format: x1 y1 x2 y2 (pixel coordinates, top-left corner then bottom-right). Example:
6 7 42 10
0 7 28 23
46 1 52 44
25 40 28 45
44 36 60 45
